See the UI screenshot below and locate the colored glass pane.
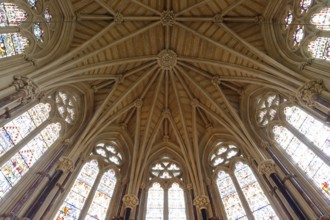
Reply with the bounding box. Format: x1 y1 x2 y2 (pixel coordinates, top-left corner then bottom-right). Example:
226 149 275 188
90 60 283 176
0 123 61 199
0 3 27 27
168 183 187 220
284 106 330 157
273 125 330 199
311 8 330 31
94 143 122 166
0 33 29 59
44 8 52 23
151 161 182 179
308 37 330 61
256 94 280 127
0 103 51 158
234 162 278 219
27 0 37 7
300 0 312 13
146 182 164 220
56 91 78 124
216 171 247 220
86 169 117 220
284 9 293 29
210 143 240 167
55 160 99 220
293 26 304 46
33 23 43 41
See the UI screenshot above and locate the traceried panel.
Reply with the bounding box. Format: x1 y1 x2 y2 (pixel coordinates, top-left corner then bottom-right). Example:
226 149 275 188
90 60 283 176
27 0 37 8
311 8 330 31
0 33 29 59
272 125 330 199
284 106 330 157
0 3 27 26
0 103 51 158
168 183 187 220
0 122 61 199
210 143 241 167
284 9 293 29
300 0 313 13
55 91 78 124
150 161 181 179
55 160 99 220
293 25 304 47
146 182 164 220
33 23 43 41
234 162 278 219
308 37 330 61
86 169 117 220
216 171 247 220
93 143 123 166
44 8 52 23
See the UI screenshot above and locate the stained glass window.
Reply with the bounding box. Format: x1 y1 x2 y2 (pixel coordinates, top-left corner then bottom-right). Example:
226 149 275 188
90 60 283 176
146 182 164 220
216 171 247 220
0 103 51 158
234 162 278 219
0 122 61 199
27 0 37 8
33 23 43 41
293 25 304 47
300 0 313 13
93 143 123 166
0 33 29 59
0 3 27 27
55 160 99 220
272 125 330 199
150 161 181 179
44 8 52 23
168 183 187 220
210 143 240 167
284 9 293 29
311 8 330 31
55 91 78 124
86 169 117 220
308 37 330 61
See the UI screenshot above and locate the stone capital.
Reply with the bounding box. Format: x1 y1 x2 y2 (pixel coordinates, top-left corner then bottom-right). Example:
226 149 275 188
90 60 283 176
122 194 139 209
56 156 74 173
296 80 324 106
258 159 276 177
12 75 40 104
193 195 210 211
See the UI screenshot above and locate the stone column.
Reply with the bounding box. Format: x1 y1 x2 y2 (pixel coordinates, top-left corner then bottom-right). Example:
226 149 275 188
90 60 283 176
193 195 210 220
258 159 308 219
24 156 74 219
0 76 39 113
122 194 139 220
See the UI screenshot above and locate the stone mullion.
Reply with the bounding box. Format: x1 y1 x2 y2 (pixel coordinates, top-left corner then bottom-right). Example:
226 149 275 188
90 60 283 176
0 119 51 168
78 171 103 220
208 181 224 219
164 187 169 220
229 172 254 220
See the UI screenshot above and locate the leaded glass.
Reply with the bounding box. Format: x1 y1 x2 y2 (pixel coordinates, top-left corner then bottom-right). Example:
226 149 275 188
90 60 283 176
284 9 293 29
311 8 330 31
234 162 278 219
300 0 312 13
0 103 51 158
0 33 29 59
216 171 247 220
0 3 27 27
273 125 330 199
308 37 330 61
256 94 280 127
55 160 99 220
93 143 122 166
33 23 43 41
150 161 182 179
27 0 37 7
284 106 330 157
44 8 52 23
146 182 164 220
210 143 241 167
293 26 304 46
86 169 117 220
0 123 61 199
168 183 187 220
55 91 78 124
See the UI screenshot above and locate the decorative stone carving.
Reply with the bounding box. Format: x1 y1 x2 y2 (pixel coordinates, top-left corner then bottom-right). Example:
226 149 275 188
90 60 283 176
56 156 74 173
12 75 40 104
296 80 324 106
211 76 221 86
258 159 276 177
193 195 210 210
157 50 177 70
161 10 175 26
114 12 124 24
122 194 139 209
134 99 143 108
213 14 223 24
255 16 265 24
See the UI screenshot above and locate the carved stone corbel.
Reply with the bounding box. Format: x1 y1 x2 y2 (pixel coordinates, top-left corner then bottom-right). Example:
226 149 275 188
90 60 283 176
296 80 324 106
122 194 139 209
12 76 39 104
193 195 210 211
258 159 276 177
56 156 74 173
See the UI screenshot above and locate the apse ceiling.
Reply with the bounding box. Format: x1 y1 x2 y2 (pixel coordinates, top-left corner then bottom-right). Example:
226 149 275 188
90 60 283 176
50 0 290 159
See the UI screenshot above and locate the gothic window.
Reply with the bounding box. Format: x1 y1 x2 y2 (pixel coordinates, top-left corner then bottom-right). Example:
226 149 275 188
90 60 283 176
0 33 29 59
0 3 27 27
293 25 304 47
300 0 313 13
55 91 79 125
44 8 52 23
255 93 330 199
211 143 278 219
33 23 43 41
145 159 187 220
93 142 123 166
284 9 293 29
55 142 120 220
27 0 37 8
307 37 330 61
311 8 330 31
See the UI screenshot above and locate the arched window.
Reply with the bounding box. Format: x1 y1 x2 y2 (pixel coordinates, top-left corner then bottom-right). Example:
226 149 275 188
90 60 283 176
55 142 121 220
311 8 330 31
145 159 187 220
0 90 79 200
254 92 330 200
0 33 29 59
0 3 27 26
307 37 330 61
211 143 278 219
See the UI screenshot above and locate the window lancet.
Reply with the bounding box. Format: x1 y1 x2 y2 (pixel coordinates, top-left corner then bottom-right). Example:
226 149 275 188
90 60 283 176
0 3 27 27
0 33 29 59
308 37 330 61
145 182 164 220
168 183 187 220
300 0 313 13
311 8 330 31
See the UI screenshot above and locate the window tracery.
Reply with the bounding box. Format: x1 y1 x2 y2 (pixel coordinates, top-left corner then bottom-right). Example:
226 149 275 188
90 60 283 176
254 92 330 200
93 142 123 166
209 142 241 167
300 0 313 13
55 91 79 125
150 160 182 179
